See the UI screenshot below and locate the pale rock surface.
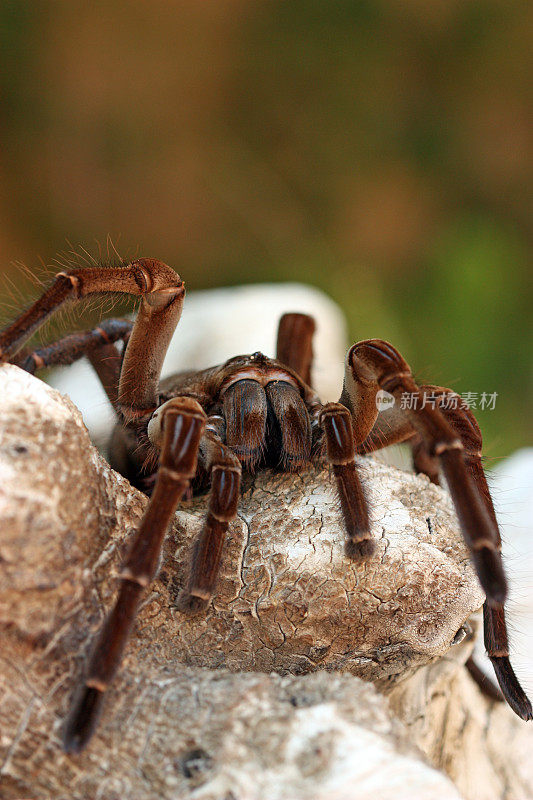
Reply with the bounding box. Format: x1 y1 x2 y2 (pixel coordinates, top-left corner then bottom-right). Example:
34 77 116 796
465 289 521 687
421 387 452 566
1 365 532 800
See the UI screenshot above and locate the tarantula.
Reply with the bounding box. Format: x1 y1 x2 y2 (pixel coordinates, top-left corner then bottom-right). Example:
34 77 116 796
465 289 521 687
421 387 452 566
0 257 530 754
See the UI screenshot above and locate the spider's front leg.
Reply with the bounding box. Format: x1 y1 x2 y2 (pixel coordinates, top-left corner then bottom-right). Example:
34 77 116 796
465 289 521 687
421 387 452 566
11 318 133 407
340 340 505 606
63 398 206 753
317 402 373 558
342 351 531 720
0 258 184 414
176 416 242 613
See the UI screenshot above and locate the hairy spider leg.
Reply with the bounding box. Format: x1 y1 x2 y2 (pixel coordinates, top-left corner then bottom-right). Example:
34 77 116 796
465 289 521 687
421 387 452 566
274 314 373 559
63 397 206 752
12 318 133 408
178 416 242 613
276 312 316 387
317 403 374 558
351 376 532 722
341 340 506 607
0 258 184 415
274 314 374 559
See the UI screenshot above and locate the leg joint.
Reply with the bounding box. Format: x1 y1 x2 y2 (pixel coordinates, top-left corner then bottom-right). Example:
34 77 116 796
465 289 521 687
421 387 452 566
211 459 242 476
434 439 463 455
119 568 150 587
56 272 82 297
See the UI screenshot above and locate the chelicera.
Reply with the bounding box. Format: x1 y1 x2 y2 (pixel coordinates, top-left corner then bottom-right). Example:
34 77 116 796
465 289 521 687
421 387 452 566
0 257 530 753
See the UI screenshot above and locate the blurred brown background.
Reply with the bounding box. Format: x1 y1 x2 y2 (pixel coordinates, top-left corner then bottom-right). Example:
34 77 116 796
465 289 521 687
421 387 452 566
0 0 531 458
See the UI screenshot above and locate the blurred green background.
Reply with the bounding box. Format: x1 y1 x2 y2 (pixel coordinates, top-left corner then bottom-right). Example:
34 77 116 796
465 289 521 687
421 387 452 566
0 1 531 459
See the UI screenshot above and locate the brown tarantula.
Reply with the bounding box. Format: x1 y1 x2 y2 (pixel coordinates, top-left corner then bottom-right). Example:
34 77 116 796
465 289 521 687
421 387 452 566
0 257 530 753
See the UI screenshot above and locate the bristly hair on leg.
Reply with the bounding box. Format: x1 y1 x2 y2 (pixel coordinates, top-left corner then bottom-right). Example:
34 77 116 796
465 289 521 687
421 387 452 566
2 242 144 345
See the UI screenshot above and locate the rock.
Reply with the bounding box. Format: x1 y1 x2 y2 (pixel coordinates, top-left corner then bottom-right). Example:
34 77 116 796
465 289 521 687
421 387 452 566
1 662 463 800
0 364 531 800
389 649 533 800
0 365 482 681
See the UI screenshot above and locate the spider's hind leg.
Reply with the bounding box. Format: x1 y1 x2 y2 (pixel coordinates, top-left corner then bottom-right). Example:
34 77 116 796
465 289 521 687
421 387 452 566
276 312 315 386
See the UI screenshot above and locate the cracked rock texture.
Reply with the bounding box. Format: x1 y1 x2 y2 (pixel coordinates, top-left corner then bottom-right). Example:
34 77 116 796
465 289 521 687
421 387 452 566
0 363 532 800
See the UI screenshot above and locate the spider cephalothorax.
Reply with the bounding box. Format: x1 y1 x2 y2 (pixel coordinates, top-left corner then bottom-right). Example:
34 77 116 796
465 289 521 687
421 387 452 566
0 257 530 753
